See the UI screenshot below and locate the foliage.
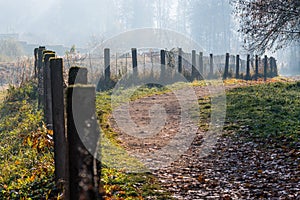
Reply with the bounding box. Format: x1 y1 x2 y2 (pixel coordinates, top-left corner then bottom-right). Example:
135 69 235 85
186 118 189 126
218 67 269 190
232 0 300 54
0 81 57 199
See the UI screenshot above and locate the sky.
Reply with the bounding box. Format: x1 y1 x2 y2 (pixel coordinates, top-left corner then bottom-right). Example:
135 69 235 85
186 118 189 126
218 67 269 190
0 0 182 48
0 0 236 51
0 0 119 47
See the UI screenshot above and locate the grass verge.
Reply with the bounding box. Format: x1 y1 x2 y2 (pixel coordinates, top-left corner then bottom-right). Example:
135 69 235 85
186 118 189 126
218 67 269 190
1 78 298 199
0 81 57 199
224 81 300 148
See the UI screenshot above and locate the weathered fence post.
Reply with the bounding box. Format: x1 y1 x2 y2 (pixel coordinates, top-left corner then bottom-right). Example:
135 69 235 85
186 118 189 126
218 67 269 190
37 46 45 109
223 53 229 80
209 53 214 78
199 52 203 78
49 58 68 197
178 48 182 73
68 66 88 85
43 52 56 129
132 48 138 77
246 54 251 80
270 57 278 77
264 55 268 81
235 55 240 79
67 85 100 200
115 52 118 77
273 58 278 76
160 49 166 80
104 48 110 81
255 55 259 80
125 53 128 74
191 50 197 80
34 48 38 78
270 57 274 76
229 56 234 77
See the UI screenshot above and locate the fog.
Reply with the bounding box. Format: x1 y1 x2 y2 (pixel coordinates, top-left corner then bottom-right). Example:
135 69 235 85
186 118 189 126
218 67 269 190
1 0 299 74
0 0 241 52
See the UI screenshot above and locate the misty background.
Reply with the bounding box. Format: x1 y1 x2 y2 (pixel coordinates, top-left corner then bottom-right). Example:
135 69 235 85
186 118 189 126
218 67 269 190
0 0 299 74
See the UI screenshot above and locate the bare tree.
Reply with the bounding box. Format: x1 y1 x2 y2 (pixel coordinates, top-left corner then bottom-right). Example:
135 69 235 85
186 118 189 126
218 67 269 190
232 0 300 54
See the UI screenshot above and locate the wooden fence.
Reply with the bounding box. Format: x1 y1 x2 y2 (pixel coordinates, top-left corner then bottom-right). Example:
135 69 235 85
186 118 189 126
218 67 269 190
33 45 278 199
34 46 101 200
94 48 278 90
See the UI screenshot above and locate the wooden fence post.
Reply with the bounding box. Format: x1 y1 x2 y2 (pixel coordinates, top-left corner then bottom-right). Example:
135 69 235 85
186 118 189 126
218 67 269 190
160 49 166 80
49 58 68 196
270 57 278 77
178 48 182 73
104 48 110 81
235 55 240 79
246 54 251 80
132 48 138 77
223 53 229 80
199 52 203 79
270 57 274 76
229 56 234 77
67 85 100 200
209 53 214 79
37 46 45 109
191 50 197 80
273 58 278 76
34 48 38 78
68 66 88 85
43 52 56 129
264 55 268 81
255 55 259 80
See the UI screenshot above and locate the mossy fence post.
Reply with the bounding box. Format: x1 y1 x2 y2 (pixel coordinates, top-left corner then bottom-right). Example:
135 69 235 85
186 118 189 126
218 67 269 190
246 54 251 80
270 56 274 76
160 49 166 80
43 52 56 129
68 66 88 85
104 48 110 81
199 52 204 79
255 55 259 80
49 58 68 197
37 46 45 109
67 68 100 199
270 57 277 77
223 53 229 80
264 55 268 81
273 57 278 76
178 48 182 74
191 50 197 80
235 54 240 79
208 53 214 79
34 48 38 78
132 48 138 77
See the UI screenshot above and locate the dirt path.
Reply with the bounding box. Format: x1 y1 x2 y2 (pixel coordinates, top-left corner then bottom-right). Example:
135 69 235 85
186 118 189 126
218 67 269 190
109 82 300 199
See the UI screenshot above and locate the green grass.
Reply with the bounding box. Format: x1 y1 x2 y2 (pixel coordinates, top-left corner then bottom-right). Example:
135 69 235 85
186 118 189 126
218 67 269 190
95 79 300 199
1 78 298 199
0 81 56 199
224 81 300 147
193 80 299 148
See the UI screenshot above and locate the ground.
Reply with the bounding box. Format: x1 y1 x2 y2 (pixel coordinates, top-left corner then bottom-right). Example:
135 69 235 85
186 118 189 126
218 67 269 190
107 79 300 199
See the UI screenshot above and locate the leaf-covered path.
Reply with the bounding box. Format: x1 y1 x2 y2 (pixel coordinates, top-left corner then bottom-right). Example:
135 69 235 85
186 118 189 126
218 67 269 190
109 81 300 199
